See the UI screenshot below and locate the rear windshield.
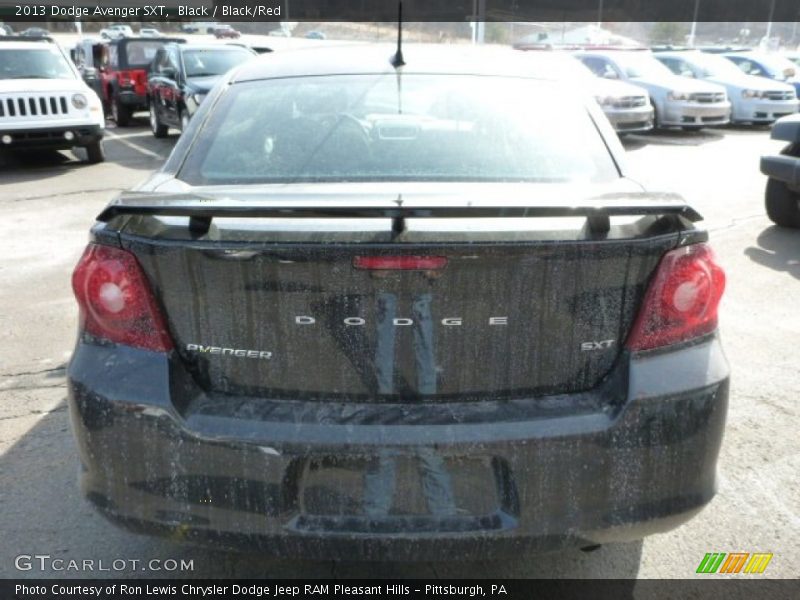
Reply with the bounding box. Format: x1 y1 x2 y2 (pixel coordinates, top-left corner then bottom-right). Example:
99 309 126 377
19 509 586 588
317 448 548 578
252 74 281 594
0 48 74 80
685 53 748 78
122 41 165 67
615 53 674 79
750 54 797 79
178 74 619 185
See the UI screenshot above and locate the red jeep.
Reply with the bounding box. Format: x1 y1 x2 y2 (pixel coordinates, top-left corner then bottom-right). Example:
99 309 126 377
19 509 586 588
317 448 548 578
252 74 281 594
99 37 184 126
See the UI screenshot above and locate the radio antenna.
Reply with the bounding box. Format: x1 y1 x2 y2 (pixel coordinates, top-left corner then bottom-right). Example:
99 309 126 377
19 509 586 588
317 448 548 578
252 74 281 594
391 1 405 68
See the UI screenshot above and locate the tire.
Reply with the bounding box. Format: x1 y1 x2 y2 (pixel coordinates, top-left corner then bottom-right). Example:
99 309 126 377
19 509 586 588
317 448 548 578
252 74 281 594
765 177 800 228
84 141 105 164
111 94 131 126
149 101 168 138
650 99 661 130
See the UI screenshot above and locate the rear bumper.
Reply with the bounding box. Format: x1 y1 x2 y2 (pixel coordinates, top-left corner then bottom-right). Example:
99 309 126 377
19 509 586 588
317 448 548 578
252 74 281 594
67 337 729 560
117 89 147 109
0 124 103 149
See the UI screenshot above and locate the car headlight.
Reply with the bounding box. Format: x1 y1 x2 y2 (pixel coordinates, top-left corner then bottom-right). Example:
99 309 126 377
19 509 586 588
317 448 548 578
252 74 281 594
594 96 616 107
667 91 690 101
742 89 765 99
191 93 207 106
71 93 88 109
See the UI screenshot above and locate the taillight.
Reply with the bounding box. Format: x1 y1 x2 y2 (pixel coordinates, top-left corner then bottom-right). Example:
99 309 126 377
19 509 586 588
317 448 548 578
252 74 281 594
118 71 134 87
626 243 725 351
71 244 173 352
353 256 448 271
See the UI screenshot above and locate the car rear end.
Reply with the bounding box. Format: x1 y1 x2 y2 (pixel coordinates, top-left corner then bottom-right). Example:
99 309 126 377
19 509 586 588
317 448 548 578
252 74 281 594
114 38 184 112
66 50 730 559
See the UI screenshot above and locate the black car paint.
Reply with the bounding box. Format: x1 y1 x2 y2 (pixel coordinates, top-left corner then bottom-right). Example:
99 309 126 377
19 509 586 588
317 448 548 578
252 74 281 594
147 43 255 130
104 190 690 402
68 335 728 559
68 46 730 558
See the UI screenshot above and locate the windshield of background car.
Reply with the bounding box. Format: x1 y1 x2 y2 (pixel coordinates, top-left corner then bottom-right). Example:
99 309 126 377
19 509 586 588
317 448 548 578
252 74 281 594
616 53 674 78
688 53 750 78
0 48 74 79
123 41 165 67
754 54 797 79
178 74 619 185
183 49 254 77
525 54 597 82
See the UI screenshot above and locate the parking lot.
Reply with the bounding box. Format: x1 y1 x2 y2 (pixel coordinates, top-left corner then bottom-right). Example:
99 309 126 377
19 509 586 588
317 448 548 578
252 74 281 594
0 118 798 579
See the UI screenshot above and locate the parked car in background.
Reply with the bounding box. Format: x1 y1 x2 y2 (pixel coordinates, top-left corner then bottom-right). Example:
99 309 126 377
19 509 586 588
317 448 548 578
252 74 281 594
695 45 750 54
21 27 49 37
213 25 241 39
108 25 134 39
1 24 16 36
100 37 186 125
180 23 199 34
781 51 800 67
68 44 729 560
577 49 730 129
721 51 800 96
148 43 255 135
655 50 798 124
99 29 122 41
0 37 105 162
305 31 326 40
71 38 107 102
760 113 800 227
516 48 653 133
227 41 273 54
139 28 161 38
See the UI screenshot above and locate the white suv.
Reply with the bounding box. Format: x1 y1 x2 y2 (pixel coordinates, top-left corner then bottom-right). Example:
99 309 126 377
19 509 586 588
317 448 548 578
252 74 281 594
0 37 105 162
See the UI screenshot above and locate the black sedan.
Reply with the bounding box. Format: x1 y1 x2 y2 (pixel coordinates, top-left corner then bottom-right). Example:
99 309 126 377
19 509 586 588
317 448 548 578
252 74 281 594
69 44 729 561
147 43 255 136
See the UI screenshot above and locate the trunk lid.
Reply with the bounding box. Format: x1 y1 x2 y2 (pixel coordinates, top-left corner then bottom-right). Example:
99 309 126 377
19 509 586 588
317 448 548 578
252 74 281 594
108 182 694 402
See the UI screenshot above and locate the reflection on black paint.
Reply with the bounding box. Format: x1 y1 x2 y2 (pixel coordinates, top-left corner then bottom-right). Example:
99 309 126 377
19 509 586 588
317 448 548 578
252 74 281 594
367 290 456 518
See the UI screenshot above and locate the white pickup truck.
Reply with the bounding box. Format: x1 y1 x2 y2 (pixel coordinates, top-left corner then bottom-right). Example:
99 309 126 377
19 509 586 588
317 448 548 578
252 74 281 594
0 36 105 163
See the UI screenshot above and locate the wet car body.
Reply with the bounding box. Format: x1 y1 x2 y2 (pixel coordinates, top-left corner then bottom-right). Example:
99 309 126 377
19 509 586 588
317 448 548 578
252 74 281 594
577 49 731 129
68 45 730 560
656 50 798 124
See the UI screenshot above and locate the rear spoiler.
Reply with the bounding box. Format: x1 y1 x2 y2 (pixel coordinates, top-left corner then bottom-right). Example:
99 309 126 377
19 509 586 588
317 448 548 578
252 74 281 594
97 192 703 236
